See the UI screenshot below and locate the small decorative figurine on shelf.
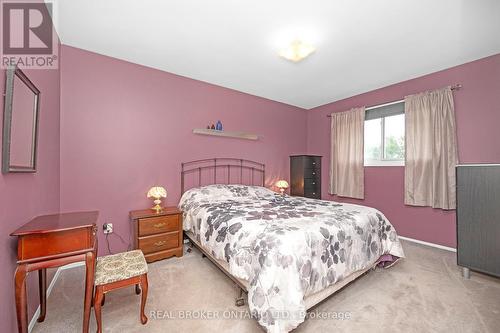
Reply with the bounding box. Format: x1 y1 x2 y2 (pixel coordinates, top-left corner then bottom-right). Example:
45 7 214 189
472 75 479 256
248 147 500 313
216 120 223 131
211 124 215 129
206 125 211 129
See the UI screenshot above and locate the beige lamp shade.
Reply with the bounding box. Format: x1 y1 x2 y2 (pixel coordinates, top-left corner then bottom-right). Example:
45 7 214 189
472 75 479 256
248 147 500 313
276 180 289 189
147 186 167 213
147 186 167 199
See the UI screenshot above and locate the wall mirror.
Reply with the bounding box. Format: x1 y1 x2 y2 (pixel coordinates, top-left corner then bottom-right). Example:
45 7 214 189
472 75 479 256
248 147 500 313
2 67 40 173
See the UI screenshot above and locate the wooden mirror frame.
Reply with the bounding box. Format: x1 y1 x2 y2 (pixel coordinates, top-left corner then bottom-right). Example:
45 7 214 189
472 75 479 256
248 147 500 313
2 67 41 173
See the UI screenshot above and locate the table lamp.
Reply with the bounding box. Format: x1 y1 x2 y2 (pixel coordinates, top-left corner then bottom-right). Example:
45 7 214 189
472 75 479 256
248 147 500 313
147 186 167 213
276 180 289 195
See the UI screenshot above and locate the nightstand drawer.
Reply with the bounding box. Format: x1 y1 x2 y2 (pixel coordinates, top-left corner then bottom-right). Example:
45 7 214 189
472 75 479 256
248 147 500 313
138 232 179 253
139 215 179 236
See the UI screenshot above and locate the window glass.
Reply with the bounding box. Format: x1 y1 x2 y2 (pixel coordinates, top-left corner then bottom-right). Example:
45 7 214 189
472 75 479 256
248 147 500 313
364 118 382 160
363 103 405 166
384 114 405 160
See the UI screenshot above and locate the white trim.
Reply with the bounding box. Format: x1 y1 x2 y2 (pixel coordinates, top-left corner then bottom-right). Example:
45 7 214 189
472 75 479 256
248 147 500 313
28 262 85 332
365 99 405 111
399 236 456 252
364 159 404 167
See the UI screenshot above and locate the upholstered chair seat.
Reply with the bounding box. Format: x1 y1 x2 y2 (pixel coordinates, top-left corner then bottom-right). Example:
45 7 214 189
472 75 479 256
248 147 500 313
95 250 148 285
93 249 149 333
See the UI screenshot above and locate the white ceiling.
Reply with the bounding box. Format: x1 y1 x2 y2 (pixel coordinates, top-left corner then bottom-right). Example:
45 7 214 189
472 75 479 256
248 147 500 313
51 0 500 109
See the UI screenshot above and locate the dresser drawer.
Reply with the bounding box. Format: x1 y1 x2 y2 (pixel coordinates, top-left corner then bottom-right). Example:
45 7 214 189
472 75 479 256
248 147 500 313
303 157 321 169
138 232 179 253
139 215 179 236
18 226 95 262
304 177 320 197
304 167 320 178
304 188 320 199
304 172 321 184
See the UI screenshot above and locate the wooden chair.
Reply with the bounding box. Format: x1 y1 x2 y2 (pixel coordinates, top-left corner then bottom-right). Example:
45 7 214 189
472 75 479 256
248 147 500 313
93 250 149 333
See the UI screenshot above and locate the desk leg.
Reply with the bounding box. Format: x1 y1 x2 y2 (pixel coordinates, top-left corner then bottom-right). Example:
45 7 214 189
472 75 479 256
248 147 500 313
83 251 95 333
37 268 47 322
14 264 28 333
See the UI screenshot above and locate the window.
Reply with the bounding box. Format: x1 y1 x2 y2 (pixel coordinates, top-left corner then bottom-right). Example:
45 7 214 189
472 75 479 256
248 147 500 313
364 102 405 166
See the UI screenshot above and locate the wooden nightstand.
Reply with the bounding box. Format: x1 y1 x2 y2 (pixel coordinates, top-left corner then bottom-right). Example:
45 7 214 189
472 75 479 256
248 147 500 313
130 207 183 263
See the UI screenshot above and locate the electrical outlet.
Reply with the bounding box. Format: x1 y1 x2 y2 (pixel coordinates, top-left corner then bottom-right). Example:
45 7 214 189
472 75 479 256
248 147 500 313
103 223 113 234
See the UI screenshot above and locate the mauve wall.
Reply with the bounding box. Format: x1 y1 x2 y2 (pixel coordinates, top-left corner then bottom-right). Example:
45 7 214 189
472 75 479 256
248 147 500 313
59 46 307 255
0 66 60 331
307 54 500 248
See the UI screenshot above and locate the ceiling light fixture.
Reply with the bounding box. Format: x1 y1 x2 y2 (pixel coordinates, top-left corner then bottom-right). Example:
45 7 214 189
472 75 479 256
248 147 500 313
279 39 315 62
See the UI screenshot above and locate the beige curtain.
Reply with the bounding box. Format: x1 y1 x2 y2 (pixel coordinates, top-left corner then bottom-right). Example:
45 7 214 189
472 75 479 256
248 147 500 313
329 107 365 199
405 87 458 210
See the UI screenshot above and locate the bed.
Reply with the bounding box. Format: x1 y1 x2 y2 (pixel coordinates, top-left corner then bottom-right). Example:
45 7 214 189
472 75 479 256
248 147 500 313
179 158 405 333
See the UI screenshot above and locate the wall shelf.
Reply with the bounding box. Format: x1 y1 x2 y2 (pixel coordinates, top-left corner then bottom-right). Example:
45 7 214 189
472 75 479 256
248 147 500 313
192 128 260 141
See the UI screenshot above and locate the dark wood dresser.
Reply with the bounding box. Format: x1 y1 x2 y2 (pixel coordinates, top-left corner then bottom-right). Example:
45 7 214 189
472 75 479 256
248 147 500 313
290 155 322 199
130 207 183 263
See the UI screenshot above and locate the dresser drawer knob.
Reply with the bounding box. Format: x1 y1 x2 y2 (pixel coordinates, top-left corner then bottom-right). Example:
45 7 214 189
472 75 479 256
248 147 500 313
154 222 166 228
312 182 316 185
154 240 166 247
312 172 316 175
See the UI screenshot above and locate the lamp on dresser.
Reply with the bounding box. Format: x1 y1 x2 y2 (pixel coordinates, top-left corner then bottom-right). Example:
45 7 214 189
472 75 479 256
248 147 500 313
146 186 167 213
276 180 289 195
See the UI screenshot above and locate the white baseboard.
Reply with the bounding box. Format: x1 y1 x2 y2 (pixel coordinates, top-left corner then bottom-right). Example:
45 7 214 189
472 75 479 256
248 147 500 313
398 236 456 252
28 262 85 332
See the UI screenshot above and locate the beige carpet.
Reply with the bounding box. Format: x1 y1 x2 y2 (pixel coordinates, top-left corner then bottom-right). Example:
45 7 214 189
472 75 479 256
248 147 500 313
32 240 500 333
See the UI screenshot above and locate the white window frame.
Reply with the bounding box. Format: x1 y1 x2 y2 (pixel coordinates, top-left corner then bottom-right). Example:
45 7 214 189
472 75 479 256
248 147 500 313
364 159 404 167
364 101 405 167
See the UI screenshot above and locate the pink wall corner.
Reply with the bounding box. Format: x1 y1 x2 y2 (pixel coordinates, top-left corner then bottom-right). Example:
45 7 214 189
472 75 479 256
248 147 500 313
0 1 61 329
0 66 61 332
59 45 308 255
307 53 500 248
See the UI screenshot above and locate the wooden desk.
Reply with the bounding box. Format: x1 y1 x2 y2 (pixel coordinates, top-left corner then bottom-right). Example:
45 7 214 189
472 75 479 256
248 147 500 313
10 211 99 333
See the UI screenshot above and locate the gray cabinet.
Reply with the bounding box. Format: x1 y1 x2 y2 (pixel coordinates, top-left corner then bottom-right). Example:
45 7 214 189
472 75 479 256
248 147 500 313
456 164 500 278
290 155 322 199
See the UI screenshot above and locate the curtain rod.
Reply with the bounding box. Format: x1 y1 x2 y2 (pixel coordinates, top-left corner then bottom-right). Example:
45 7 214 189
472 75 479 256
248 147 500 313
326 84 462 118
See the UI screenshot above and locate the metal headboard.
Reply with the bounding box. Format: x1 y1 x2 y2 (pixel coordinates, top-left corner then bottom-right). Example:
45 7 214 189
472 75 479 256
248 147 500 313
181 158 265 194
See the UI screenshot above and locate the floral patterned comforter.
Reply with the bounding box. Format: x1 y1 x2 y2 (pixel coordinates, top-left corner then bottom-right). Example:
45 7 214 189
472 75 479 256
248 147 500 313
179 185 405 333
